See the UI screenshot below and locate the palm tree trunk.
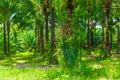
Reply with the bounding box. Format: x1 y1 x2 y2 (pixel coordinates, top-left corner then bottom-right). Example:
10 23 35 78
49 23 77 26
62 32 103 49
39 25 44 54
45 12 49 43
117 17 120 54
3 23 7 55
50 0 55 52
36 19 44 53
87 5 91 49
110 29 112 49
38 28 40 52
105 14 110 56
102 17 105 49
91 21 95 47
7 21 10 55
91 27 94 47
104 0 111 57
44 1 49 43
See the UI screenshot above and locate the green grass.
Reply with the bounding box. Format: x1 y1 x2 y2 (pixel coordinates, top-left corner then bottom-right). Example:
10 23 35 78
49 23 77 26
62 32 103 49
0 64 120 80
0 66 45 80
0 52 120 80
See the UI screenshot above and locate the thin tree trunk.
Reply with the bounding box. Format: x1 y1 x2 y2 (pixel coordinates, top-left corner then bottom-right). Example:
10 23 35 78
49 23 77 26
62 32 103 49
91 21 95 47
110 29 112 49
36 19 44 53
50 1 55 52
87 5 91 49
39 25 44 54
34 23 37 52
117 17 120 54
102 17 105 49
3 23 7 55
7 21 10 55
68 6 72 18
44 1 49 43
105 14 110 56
102 27 105 48
38 28 40 52
91 27 94 47
45 12 49 43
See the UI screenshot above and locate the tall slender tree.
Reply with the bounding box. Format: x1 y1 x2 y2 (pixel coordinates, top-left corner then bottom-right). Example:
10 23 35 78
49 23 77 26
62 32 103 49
117 17 120 54
50 0 55 52
103 0 112 56
7 20 10 55
44 0 49 43
102 15 105 49
0 0 16 55
87 2 91 49
3 23 7 54
90 21 95 47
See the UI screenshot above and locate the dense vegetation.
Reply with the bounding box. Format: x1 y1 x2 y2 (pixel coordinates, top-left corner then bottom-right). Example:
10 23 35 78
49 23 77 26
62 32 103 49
0 0 120 80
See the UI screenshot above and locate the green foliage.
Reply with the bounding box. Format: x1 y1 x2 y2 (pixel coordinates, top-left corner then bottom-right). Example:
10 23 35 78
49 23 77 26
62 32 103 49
94 28 102 46
22 30 36 51
10 30 36 53
0 0 120 79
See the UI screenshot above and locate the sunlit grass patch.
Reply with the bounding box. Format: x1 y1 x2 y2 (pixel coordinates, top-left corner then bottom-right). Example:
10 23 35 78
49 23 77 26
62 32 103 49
0 66 55 80
0 65 47 80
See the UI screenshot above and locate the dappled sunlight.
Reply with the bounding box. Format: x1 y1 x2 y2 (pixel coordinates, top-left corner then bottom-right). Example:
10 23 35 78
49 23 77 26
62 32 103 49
0 59 9 63
92 64 102 69
99 78 108 80
15 60 28 63
15 51 35 57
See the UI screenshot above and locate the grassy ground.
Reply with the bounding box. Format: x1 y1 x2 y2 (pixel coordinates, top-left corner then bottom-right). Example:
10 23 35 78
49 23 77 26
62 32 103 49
0 52 120 80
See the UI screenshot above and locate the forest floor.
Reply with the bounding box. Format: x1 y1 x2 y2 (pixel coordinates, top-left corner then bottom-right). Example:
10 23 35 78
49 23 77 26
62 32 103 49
0 52 120 80
0 52 59 69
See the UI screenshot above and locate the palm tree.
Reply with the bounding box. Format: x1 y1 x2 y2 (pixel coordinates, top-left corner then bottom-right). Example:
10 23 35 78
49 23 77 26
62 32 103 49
50 0 56 52
44 0 49 43
103 0 112 56
3 23 7 54
87 2 91 49
0 0 16 55
117 17 120 54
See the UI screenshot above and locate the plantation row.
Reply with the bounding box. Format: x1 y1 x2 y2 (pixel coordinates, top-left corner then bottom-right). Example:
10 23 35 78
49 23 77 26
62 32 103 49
0 0 120 66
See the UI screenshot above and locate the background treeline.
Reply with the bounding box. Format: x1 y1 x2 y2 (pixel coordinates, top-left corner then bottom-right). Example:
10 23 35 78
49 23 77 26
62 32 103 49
0 0 120 66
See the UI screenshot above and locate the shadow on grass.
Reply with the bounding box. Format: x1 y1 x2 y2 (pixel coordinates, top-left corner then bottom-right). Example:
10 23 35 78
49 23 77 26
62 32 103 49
0 51 50 69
